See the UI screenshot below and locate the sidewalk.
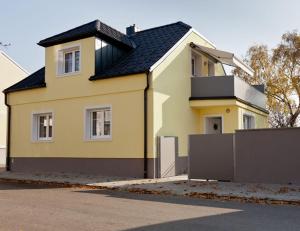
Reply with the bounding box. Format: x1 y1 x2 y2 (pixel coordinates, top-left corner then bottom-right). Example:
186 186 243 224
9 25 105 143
0 171 299 205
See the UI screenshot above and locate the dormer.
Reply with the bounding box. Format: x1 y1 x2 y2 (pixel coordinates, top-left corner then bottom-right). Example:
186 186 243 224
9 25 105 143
37 20 135 84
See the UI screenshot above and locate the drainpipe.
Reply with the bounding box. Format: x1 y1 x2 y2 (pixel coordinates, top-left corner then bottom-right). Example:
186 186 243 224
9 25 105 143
144 71 150 178
4 93 11 171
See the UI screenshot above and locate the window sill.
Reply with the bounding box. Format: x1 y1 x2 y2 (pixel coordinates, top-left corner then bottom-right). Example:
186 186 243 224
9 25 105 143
31 139 54 143
57 71 81 78
84 137 112 142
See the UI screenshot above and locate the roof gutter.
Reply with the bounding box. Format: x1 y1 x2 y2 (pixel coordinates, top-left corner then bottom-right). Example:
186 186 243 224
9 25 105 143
143 71 150 178
4 93 11 171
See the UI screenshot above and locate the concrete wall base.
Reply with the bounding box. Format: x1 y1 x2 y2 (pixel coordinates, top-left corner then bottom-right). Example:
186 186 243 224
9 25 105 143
10 157 155 178
10 156 188 178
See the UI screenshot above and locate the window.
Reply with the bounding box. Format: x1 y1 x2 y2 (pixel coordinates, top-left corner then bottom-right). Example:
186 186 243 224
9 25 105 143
57 46 80 75
32 113 53 141
191 56 196 76
191 52 203 77
208 61 215 76
243 114 255 129
85 106 112 140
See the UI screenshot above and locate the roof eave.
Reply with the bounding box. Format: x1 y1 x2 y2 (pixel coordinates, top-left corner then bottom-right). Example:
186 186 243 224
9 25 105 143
3 83 46 94
89 70 147 81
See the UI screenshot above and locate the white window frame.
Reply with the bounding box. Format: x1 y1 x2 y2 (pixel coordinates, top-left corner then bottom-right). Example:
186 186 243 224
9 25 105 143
57 44 81 77
84 105 112 141
32 111 54 142
243 113 255 129
191 51 203 77
203 114 224 134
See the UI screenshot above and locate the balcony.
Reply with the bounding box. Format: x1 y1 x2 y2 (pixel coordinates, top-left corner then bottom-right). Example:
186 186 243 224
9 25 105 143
190 75 267 111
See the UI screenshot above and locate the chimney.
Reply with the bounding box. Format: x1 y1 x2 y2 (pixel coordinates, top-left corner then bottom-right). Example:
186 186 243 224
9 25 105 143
126 24 139 36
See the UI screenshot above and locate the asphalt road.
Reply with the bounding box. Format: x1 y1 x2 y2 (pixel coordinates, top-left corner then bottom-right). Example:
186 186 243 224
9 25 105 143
0 182 299 231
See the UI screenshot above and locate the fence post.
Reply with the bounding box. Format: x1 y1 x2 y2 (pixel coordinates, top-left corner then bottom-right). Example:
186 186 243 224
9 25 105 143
233 133 236 182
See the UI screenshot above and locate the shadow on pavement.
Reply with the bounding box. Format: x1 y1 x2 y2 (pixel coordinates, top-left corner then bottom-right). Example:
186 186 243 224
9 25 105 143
0 180 67 190
120 212 299 231
74 187 298 208
73 189 300 231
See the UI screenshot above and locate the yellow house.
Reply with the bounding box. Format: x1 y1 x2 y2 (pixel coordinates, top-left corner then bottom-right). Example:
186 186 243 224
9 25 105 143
0 50 28 166
4 20 268 178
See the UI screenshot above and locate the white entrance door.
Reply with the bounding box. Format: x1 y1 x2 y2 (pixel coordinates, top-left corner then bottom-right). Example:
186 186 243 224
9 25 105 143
205 117 222 134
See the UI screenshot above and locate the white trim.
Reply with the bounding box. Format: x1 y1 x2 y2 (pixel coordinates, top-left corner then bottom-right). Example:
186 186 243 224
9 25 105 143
83 105 112 141
191 28 216 48
0 50 29 74
56 44 81 77
203 114 224 134
149 28 216 73
31 110 54 143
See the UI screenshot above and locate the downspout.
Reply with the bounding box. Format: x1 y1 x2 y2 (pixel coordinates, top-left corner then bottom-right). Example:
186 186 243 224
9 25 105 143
144 71 150 178
4 93 11 171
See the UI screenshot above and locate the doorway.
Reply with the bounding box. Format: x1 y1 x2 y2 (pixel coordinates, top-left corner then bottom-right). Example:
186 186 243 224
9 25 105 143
157 136 177 178
205 116 223 134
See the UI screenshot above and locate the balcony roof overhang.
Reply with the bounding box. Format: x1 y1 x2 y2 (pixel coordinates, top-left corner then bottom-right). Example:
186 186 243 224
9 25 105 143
189 97 269 115
190 42 254 76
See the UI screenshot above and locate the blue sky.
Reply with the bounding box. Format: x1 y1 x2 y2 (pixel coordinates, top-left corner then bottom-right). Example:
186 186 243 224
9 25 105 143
1 0 300 73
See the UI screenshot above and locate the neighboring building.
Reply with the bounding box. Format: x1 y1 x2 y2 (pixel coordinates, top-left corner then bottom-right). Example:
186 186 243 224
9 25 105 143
0 50 28 166
4 20 268 177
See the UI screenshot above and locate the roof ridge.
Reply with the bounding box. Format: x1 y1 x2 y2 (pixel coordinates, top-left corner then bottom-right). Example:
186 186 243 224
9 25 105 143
134 21 191 35
97 20 127 36
38 20 98 45
38 19 133 48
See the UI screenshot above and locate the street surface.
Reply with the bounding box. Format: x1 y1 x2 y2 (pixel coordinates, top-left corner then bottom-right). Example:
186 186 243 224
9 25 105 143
0 182 299 231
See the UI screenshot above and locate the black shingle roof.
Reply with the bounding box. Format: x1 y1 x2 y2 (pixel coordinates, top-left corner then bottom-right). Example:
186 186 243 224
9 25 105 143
90 21 191 80
3 67 46 93
4 20 192 93
38 20 134 49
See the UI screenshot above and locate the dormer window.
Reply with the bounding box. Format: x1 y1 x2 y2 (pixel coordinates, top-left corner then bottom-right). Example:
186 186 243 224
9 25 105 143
57 45 80 76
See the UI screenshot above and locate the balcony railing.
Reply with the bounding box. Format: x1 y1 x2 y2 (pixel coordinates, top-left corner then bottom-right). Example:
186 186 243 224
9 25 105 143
190 75 267 110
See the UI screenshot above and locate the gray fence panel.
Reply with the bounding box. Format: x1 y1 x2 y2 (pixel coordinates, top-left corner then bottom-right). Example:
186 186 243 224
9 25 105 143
188 134 234 181
235 128 300 184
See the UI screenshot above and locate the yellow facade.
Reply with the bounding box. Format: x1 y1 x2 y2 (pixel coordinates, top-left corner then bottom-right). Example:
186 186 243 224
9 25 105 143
7 31 268 161
150 31 268 157
0 51 27 150
10 88 145 158
8 37 147 158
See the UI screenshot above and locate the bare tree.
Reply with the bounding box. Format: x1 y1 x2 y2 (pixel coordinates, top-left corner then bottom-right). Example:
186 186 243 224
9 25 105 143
234 31 300 127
